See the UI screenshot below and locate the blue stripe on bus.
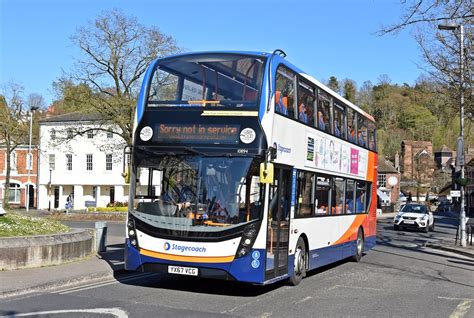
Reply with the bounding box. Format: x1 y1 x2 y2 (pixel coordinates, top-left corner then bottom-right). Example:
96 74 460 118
125 243 266 284
136 59 159 125
124 240 143 271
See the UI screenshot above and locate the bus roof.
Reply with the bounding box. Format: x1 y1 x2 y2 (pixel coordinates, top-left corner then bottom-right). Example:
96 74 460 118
153 50 375 123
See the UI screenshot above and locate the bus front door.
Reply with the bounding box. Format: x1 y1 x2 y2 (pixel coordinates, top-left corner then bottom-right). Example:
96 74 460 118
265 166 292 280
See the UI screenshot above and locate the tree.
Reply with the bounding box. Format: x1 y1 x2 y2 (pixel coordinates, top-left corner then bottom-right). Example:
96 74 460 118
58 9 182 146
327 76 340 94
342 79 357 103
0 83 29 209
379 0 473 117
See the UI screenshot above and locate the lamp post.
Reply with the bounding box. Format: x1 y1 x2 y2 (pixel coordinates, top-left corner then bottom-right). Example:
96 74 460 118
438 23 466 247
25 106 39 212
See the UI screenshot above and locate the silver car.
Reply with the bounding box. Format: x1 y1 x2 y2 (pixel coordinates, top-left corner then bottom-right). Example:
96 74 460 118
393 204 434 232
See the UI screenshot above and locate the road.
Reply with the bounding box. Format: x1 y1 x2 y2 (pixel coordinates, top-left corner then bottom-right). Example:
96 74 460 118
1 213 473 317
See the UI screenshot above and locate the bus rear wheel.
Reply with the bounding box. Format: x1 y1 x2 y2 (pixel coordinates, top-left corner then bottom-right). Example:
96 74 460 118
289 237 306 286
352 228 364 262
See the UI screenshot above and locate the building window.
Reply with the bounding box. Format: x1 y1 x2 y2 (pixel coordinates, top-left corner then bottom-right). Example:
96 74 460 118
10 151 17 171
67 128 73 139
86 154 93 171
49 154 55 171
378 174 387 188
50 129 56 140
26 153 33 171
87 130 94 139
8 183 21 203
66 154 73 171
106 154 112 171
107 131 113 139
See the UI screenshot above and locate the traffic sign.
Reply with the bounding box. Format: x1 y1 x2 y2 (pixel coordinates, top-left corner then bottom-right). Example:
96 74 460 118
450 190 461 198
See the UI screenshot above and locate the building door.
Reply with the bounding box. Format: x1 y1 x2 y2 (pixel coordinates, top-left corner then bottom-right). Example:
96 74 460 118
28 185 35 208
54 186 59 209
265 166 292 280
109 186 115 205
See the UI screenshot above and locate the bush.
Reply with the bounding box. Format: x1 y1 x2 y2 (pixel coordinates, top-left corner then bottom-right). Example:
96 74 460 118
87 207 128 212
106 201 128 208
0 211 69 237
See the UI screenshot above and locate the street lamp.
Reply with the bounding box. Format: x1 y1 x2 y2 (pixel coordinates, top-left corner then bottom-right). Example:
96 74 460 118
25 106 39 212
438 22 466 247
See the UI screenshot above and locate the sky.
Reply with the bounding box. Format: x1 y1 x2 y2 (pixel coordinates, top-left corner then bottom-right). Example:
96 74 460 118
0 0 423 107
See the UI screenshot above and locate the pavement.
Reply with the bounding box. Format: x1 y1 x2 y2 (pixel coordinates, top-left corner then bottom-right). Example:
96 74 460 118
0 209 472 299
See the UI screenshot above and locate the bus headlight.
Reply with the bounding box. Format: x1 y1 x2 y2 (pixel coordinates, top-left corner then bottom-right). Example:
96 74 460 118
235 222 260 259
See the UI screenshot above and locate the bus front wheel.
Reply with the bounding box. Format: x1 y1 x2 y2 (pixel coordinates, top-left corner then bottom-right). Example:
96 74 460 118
289 237 307 286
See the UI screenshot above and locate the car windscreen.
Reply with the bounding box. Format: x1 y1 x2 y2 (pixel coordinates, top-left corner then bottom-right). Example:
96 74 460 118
401 205 427 213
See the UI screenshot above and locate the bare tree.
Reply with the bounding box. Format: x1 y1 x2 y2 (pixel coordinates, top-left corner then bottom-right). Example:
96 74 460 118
27 93 46 110
379 0 473 115
59 9 182 146
0 83 28 209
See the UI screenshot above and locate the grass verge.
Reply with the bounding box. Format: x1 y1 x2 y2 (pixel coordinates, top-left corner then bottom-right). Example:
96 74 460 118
0 211 69 237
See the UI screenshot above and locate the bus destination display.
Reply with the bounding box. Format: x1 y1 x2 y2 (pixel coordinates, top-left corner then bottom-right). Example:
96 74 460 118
155 124 240 144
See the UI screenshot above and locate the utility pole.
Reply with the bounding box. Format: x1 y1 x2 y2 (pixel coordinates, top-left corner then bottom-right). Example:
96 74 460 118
438 23 466 247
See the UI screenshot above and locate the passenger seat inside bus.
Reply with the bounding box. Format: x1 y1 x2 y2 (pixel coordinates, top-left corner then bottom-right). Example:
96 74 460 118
275 91 288 115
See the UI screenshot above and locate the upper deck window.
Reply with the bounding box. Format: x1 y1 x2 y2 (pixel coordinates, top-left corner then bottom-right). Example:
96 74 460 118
357 116 368 148
147 54 265 108
275 66 296 118
317 90 331 134
333 102 346 139
297 80 315 126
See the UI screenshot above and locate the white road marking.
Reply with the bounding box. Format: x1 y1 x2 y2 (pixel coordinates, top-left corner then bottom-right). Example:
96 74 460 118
294 296 312 304
450 300 472 318
0 307 128 318
55 273 157 295
438 296 473 318
328 285 383 292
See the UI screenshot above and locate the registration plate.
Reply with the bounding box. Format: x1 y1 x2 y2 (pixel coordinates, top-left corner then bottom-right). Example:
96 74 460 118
168 265 198 276
404 220 415 224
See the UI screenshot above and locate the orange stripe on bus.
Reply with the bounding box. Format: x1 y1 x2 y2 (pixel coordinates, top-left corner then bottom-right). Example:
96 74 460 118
332 215 367 245
140 248 235 263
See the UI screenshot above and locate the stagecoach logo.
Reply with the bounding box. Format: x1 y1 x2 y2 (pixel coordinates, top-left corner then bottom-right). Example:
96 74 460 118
240 128 256 144
275 143 291 154
140 126 153 141
163 241 207 253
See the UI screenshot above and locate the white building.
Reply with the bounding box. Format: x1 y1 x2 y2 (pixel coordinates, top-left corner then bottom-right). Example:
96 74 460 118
38 113 129 210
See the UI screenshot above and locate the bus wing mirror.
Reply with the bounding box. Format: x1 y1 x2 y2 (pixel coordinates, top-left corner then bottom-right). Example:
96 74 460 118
259 163 274 184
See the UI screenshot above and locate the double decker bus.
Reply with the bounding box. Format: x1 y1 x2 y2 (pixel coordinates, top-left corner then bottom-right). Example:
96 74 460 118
124 50 377 285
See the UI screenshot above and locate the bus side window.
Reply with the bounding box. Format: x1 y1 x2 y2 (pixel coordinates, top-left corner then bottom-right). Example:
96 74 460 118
332 177 345 215
297 81 315 126
295 171 315 217
345 179 355 214
347 108 356 143
333 102 346 139
368 121 376 151
357 116 368 148
315 176 331 215
355 181 366 213
317 91 331 134
275 66 295 118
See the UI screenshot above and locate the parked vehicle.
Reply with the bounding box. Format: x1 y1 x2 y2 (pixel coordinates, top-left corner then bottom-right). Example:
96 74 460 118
393 204 434 233
437 201 452 213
